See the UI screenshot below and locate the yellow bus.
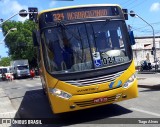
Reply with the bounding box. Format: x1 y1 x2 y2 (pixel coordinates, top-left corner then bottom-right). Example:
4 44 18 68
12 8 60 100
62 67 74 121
33 4 138 114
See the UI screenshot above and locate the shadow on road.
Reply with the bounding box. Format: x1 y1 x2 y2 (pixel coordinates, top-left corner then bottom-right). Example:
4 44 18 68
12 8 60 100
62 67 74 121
139 84 160 92
13 89 133 126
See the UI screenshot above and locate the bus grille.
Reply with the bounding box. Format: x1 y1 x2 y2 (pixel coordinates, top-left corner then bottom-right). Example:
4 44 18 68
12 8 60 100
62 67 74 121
64 70 125 87
74 95 116 107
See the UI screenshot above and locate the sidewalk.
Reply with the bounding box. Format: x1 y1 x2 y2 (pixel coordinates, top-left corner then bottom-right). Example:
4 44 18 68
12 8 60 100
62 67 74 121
0 88 18 127
138 76 160 88
136 67 160 87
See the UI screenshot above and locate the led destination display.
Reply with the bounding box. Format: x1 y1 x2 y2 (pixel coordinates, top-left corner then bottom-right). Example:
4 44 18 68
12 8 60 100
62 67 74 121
45 6 120 22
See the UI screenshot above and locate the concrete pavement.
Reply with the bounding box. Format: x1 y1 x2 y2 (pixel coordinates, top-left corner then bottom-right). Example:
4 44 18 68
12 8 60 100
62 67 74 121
137 76 160 90
0 88 17 118
137 69 160 88
0 88 17 127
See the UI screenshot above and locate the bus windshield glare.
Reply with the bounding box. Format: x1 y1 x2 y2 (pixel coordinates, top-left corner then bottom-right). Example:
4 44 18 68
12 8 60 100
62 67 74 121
42 20 131 74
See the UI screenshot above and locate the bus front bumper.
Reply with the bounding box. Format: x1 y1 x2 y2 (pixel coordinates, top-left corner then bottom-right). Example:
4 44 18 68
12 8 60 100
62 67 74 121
48 79 138 114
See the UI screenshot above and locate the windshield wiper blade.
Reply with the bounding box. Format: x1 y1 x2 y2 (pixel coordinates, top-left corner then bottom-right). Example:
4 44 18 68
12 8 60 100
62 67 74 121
57 21 83 42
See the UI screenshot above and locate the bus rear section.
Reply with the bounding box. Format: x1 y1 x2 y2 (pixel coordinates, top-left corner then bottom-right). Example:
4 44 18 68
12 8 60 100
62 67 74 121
34 4 138 114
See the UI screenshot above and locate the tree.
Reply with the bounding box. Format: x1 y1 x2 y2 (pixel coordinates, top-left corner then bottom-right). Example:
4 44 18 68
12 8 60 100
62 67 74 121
1 20 38 68
0 57 11 66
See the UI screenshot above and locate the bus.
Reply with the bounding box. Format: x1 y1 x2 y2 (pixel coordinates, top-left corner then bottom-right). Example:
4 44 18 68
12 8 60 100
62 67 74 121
32 4 138 114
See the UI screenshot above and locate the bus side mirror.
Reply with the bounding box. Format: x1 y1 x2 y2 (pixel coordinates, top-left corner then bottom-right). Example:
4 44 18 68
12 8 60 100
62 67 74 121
129 31 135 45
32 30 40 46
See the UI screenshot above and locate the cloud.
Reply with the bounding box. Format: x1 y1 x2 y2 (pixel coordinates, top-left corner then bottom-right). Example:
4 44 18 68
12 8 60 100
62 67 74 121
0 0 28 21
150 2 160 12
49 1 56 8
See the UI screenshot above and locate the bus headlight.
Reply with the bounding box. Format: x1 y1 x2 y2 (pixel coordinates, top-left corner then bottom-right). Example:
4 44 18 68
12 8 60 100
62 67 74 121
123 74 136 88
49 88 72 100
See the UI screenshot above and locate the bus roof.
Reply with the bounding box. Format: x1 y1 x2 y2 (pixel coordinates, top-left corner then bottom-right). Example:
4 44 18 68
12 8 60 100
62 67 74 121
38 4 121 17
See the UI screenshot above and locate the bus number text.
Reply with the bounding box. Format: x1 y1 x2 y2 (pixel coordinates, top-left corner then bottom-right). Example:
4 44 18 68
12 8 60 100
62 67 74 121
102 56 116 65
53 13 64 21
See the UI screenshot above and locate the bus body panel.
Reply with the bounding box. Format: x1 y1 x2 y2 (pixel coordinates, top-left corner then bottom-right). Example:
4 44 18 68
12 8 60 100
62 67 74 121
48 79 138 114
45 61 136 94
43 61 138 113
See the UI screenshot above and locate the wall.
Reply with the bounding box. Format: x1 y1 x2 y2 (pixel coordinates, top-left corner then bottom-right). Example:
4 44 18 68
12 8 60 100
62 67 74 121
132 36 160 66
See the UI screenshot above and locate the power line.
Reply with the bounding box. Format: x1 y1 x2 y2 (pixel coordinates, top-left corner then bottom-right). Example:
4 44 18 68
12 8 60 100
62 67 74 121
131 29 160 35
119 0 134 6
128 21 160 31
129 0 149 10
151 21 160 25
132 25 160 31
122 0 136 8
132 27 160 32
129 21 160 26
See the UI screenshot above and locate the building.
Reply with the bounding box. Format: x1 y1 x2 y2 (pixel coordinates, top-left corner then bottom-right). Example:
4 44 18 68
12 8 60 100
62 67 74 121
132 36 160 66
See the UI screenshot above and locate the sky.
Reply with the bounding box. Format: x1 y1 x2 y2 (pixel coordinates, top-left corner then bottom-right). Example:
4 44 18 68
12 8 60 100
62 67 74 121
0 0 160 57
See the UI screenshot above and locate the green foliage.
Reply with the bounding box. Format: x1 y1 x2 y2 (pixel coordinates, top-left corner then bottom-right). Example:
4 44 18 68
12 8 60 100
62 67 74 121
1 20 38 67
0 57 11 66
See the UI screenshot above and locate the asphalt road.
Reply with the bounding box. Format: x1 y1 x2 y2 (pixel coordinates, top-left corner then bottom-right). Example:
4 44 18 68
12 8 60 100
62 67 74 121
0 74 160 127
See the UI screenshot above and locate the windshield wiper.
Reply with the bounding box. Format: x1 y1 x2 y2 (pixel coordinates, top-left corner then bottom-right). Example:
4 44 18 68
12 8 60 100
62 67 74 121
56 21 85 62
56 21 83 41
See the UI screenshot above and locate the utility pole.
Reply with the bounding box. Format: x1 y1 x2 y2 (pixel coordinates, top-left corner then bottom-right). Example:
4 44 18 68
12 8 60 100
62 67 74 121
129 11 157 70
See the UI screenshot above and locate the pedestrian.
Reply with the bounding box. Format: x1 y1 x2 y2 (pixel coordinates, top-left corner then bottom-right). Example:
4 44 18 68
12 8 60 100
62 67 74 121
6 73 14 81
30 69 35 79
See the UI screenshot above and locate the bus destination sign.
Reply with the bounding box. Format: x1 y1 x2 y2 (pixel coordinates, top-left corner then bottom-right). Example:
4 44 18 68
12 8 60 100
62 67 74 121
45 6 119 22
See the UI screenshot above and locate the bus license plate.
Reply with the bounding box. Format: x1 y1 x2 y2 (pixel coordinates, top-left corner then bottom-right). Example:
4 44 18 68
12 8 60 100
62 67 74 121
93 97 108 103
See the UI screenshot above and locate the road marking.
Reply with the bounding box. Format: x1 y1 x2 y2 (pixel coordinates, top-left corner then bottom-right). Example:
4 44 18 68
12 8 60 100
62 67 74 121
36 83 41 85
25 84 33 87
130 108 160 117
0 111 16 115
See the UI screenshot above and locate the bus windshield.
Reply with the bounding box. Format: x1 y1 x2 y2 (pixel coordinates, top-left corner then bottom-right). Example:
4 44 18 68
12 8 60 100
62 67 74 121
42 20 131 74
